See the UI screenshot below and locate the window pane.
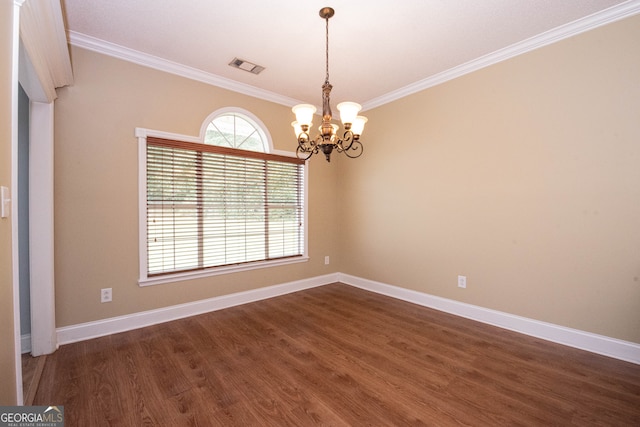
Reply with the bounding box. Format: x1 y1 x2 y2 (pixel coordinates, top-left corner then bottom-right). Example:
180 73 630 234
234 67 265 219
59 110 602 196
204 113 266 152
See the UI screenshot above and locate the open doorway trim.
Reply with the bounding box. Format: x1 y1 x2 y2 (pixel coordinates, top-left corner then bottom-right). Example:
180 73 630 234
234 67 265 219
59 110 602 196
12 0 73 402
28 101 56 356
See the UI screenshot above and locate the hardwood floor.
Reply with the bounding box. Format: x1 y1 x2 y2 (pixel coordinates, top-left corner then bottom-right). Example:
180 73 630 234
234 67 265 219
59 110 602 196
34 283 640 426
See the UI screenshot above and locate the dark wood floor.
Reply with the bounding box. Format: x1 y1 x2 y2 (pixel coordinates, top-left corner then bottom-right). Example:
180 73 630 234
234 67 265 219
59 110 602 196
34 283 640 426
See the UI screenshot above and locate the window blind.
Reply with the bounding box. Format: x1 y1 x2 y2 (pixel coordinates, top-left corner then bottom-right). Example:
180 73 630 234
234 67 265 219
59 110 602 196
146 137 305 276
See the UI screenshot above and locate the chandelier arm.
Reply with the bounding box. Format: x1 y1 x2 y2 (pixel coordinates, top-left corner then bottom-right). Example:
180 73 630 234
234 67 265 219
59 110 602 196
297 131 310 148
296 145 314 160
338 130 355 151
298 133 326 151
342 140 363 158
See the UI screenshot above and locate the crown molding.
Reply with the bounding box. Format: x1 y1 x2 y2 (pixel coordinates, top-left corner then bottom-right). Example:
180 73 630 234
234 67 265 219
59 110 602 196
362 0 640 110
67 30 304 108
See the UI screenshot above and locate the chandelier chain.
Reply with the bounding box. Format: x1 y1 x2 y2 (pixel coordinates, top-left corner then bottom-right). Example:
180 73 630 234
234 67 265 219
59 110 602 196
325 15 330 83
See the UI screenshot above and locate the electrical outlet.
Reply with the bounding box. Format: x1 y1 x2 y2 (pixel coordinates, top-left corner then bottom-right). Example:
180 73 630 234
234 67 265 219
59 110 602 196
324 256 330 265
101 288 112 303
458 275 467 289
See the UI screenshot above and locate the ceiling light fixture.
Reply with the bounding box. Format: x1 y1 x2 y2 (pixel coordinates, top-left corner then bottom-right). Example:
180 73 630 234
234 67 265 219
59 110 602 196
292 7 367 162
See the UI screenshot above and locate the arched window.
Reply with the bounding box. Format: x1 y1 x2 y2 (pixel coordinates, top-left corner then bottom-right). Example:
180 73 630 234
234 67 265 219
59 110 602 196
204 113 268 152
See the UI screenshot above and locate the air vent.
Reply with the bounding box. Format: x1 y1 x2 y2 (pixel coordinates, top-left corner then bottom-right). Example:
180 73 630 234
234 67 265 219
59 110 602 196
229 58 265 75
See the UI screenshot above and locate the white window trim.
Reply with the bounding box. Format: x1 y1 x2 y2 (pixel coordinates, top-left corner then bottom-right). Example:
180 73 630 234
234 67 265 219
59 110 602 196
135 116 309 287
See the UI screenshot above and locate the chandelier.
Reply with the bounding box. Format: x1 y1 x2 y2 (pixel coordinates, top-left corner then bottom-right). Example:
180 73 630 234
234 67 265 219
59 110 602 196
292 7 368 162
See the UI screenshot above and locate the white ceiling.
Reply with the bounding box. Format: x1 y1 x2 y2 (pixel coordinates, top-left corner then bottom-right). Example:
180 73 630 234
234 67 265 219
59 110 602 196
61 0 638 110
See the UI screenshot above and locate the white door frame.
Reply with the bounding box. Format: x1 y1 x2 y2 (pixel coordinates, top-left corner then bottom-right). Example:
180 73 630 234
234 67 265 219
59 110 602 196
12 0 66 403
16 0 60 358
28 101 56 356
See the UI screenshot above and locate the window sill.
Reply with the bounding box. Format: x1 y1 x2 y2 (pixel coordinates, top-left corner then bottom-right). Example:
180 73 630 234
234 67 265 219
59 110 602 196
138 256 309 287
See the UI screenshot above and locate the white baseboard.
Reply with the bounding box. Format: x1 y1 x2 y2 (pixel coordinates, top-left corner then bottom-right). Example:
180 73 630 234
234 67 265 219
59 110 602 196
56 272 640 365
57 273 339 345
338 273 640 365
21 334 31 354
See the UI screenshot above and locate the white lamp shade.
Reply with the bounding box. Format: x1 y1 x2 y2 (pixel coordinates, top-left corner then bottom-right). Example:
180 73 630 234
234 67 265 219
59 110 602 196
337 102 361 124
351 116 368 136
291 121 304 137
292 104 317 127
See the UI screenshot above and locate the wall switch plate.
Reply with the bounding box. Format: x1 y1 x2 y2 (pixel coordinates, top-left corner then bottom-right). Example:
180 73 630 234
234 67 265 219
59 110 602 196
101 288 112 303
458 275 467 288
1 186 10 218
324 256 330 265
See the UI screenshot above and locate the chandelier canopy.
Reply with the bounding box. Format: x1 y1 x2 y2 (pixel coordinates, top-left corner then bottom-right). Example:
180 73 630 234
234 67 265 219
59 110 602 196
292 7 367 162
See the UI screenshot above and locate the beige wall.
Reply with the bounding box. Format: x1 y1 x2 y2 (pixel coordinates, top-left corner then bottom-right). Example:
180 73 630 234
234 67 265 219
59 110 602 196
338 14 640 343
0 0 18 405
54 46 339 327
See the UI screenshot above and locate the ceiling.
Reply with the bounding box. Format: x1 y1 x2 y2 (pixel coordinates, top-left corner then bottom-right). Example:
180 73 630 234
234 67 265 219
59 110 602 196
61 0 637 110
